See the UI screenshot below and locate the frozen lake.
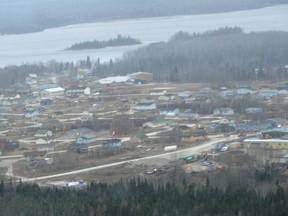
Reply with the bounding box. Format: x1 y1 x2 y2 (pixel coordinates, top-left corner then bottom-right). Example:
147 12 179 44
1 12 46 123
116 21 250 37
0 4 288 67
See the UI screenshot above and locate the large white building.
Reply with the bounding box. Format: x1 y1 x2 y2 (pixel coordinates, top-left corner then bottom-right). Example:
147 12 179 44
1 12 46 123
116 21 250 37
42 87 65 97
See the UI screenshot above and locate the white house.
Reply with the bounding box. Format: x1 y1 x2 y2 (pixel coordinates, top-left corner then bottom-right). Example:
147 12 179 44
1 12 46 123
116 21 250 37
66 86 91 96
98 76 131 84
143 119 175 128
36 138 53 145
178 112 200 120
219 116 236 124
42 87 65 97
158 94 175 101
150 90 167 96
278 90 288 95
159 108 180 117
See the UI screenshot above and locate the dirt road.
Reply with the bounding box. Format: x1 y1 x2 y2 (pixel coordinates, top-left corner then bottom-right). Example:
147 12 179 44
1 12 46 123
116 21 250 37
14 137 225 182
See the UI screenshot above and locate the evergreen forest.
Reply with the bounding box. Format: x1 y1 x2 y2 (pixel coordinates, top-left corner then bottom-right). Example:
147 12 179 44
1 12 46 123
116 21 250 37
96 27 288 83
0 178 287 216
66 35 141 50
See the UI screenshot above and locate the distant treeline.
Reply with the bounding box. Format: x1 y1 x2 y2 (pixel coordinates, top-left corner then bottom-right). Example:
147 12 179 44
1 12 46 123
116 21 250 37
0 178 287 216
0 0 287 34
95 27 288 83
66 35 141 50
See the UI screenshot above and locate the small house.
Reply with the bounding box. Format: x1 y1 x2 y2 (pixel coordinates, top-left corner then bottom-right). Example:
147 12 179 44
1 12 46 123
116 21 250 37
49 111 64 119
236 88 257 95
159 107 180 117
178 109 200 120
36 138 53 145
135 102 157 111
245 107 263 115
23 110 38 118
219 116 236 124
36 143 55 152
158 94 175 101
65 86 91 96
66 127 95 138
34 129 53 138
130 72 153 84
258 89 278 98
143 119 175 128
76 134 97 144
100 139 122 148
150 90 167 96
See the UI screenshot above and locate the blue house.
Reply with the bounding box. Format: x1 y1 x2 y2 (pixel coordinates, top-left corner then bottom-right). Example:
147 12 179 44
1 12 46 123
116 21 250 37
23 110 38 118
76 134 97 144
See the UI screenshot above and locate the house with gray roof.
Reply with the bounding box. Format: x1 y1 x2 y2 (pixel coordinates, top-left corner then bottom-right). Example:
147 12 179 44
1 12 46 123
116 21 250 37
100 139 122 148
76 134 97 144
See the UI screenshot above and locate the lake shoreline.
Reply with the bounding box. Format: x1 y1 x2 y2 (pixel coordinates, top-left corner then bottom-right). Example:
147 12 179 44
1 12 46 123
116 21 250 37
0 4 287 68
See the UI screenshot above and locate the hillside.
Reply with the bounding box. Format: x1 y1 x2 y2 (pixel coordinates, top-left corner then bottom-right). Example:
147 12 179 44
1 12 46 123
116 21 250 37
95 27 288 83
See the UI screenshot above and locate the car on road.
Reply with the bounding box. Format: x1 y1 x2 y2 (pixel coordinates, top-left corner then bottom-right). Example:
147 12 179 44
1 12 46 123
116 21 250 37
143 168 158 175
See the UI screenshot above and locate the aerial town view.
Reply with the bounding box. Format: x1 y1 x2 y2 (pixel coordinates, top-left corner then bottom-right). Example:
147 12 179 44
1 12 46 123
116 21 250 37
0 0 288 215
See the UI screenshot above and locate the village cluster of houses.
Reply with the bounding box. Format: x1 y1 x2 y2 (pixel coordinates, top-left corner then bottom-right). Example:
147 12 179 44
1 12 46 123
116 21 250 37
1 69 288 168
